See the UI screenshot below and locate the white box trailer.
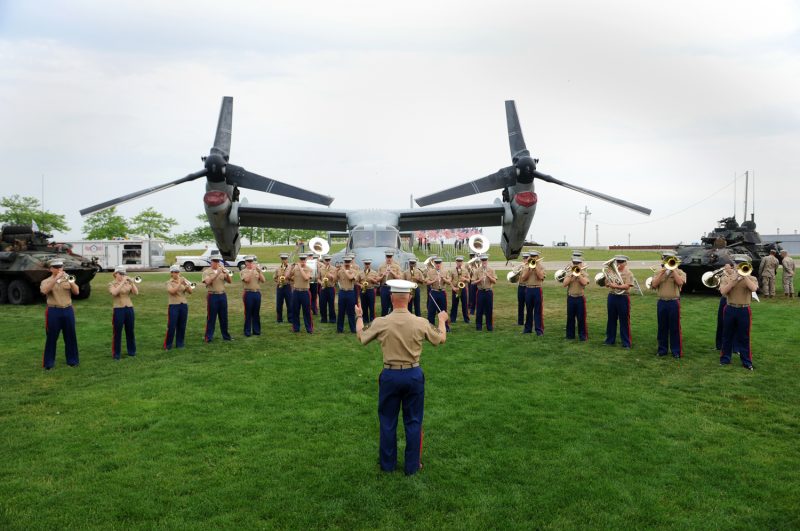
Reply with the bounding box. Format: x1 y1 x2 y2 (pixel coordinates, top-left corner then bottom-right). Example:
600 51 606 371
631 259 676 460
65 239 167 271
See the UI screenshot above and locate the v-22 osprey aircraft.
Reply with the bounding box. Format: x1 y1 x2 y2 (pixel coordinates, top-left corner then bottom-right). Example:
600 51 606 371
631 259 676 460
81 97 651 267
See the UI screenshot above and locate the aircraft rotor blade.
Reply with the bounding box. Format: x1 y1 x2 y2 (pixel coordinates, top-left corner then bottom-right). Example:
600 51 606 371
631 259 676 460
211 96 233 159
414 166 516 207
79 169 208 216
225 164 334 206
532 170 652 215
505 100 530 160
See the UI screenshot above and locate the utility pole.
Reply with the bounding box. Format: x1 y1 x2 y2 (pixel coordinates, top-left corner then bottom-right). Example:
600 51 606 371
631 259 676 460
595 224 599 247
628 233 631 246
743 170 749 223
579 205 591 246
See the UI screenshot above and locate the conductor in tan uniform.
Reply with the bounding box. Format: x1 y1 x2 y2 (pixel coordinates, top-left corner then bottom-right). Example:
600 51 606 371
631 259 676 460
356 279 447 475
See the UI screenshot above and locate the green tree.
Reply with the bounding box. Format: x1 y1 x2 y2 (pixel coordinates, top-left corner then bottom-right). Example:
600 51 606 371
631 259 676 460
82 207 129 240
0 195 69 233
130 207 177 239
170 214 214 245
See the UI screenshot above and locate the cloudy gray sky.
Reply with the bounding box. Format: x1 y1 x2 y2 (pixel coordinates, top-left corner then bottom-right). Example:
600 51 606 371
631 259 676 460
1 0 799 246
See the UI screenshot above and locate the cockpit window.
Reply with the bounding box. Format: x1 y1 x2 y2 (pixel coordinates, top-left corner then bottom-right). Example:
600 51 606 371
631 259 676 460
376 230 398 248
351 231 375 249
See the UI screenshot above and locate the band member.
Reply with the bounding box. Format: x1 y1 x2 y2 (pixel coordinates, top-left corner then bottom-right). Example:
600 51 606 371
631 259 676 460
603 255 635 348
290 255 314 333
467 251 478 315
425 257 451 331
40 259 79 369
378 251 402 316
274 253 293 324
307 252 320 315
563 256 589 341
515 253 530 325
202 257 233 342
336 256 358 333
109 265 138 358
449 256 470 324
318 255 337 323
472 255 496 331
759 249 779 298
240 256 265 337
405 257 425 316
356 279 448 475
651 254 686 358
357 259 378 323
780 249 795 297
520 250 546 335
165 264 193 349
720 255 759 370
715 264 734 351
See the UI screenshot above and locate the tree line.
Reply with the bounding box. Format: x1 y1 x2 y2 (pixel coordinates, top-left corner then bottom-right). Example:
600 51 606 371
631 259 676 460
0 195 323 245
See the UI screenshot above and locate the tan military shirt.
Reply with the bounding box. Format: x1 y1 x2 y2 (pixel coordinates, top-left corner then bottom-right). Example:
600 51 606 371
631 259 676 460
291 264 312 290
241 268 264 291
783 256 795 277
378 262 402 285
474 265 496 290
166 278 190 305
654 269 686 300
40 276 73 307
318 263 336 287
760 255 779 278
608 269 635 294
405 266 425 284
109 279 134 308
337 266 357 290
721 274 756 305
451 266 469 290
426 267 450 291
359 268 380 288
274 263 291 286
359 308 444 365
521 262 546 287
202 267 228 293
565 271 589 296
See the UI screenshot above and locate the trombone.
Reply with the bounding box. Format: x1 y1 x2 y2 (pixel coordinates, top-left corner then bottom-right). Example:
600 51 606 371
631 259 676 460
555 264 586 283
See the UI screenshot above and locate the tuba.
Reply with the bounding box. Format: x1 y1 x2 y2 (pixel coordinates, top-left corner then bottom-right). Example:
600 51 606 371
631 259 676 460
468 234 490 256
308 237 329 257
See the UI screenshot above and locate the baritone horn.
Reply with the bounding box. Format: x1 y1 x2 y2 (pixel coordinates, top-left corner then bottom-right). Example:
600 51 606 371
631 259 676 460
308 237 330 257
259 265 268 272
701 267 726 289
664 256 681 270
468 234 490 256
132 276 143 283
736 261 753 277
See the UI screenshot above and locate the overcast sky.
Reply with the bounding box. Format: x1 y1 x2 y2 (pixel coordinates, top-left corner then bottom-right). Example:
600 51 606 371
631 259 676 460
1 0 799 246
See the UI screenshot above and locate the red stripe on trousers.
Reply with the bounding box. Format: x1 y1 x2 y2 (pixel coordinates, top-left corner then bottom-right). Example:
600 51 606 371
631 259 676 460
42 307 49 367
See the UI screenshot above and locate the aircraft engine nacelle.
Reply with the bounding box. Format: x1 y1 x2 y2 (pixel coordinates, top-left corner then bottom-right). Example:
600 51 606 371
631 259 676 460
500 187 537 260
203 190 241 261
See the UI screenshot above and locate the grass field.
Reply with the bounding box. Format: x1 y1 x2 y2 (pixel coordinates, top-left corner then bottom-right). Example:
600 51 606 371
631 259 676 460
1 270 799 529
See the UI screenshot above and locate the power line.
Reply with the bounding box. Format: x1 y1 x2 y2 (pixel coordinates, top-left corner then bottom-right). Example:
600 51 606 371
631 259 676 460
592 174 738 227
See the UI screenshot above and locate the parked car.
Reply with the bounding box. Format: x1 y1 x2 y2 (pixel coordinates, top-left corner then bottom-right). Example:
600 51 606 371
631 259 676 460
175 248 249 272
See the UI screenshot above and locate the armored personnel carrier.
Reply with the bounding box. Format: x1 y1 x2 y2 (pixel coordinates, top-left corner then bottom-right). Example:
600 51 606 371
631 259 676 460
675 216 781 293
0 224 99 304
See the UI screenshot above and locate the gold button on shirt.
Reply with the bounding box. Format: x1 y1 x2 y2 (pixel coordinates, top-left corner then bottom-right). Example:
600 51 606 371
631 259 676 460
359 309 444 366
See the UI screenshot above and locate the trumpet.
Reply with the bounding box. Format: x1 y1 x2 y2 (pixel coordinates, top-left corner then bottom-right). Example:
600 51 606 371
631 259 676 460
664 256 681 270
57 274 77 284
223 268 233 276
736 262 753 277
183 278 197 289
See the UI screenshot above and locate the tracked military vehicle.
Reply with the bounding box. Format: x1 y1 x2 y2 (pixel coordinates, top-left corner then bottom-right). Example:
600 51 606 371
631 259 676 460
675 216 781 293
0 224 98 304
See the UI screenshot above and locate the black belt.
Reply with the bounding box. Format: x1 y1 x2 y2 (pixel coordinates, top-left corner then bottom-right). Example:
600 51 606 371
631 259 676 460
47 304 72 309
568 294 584 298
208 291 225 294
478 289 492 291
384 362 420 370
340 289 354 292
659 297 680 301
727 303 750 308
244 289 261 293
431 288 445 292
